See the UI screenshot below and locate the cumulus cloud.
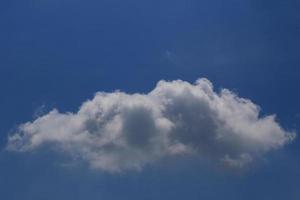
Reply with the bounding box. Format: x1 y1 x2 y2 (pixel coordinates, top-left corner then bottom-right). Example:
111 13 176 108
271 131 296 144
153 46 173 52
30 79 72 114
7 78 296 172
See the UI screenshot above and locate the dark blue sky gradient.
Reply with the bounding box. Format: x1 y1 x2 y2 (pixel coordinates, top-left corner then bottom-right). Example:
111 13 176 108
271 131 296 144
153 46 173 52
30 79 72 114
0 0 300 199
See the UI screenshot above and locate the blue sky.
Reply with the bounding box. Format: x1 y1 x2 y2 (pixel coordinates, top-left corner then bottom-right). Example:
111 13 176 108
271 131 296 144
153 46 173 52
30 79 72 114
1 0 300 199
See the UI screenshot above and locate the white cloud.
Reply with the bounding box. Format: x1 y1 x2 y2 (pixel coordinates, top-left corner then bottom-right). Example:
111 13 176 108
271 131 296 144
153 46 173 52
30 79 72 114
7 78 296 172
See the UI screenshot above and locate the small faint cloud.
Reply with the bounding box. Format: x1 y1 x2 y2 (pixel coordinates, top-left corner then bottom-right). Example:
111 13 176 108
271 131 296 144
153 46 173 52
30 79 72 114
33 104 48 119
163 50 178 65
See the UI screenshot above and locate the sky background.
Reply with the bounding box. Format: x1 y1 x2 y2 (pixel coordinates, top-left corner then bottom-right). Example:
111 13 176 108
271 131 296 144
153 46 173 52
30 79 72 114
1 0 300 199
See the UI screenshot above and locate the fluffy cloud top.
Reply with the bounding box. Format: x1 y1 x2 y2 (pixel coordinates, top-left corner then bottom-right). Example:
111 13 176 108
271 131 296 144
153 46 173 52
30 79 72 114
7 78 296 172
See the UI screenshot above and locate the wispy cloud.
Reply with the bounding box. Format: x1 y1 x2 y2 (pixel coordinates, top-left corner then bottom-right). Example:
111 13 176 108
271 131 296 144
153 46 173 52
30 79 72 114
7 78 296 172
